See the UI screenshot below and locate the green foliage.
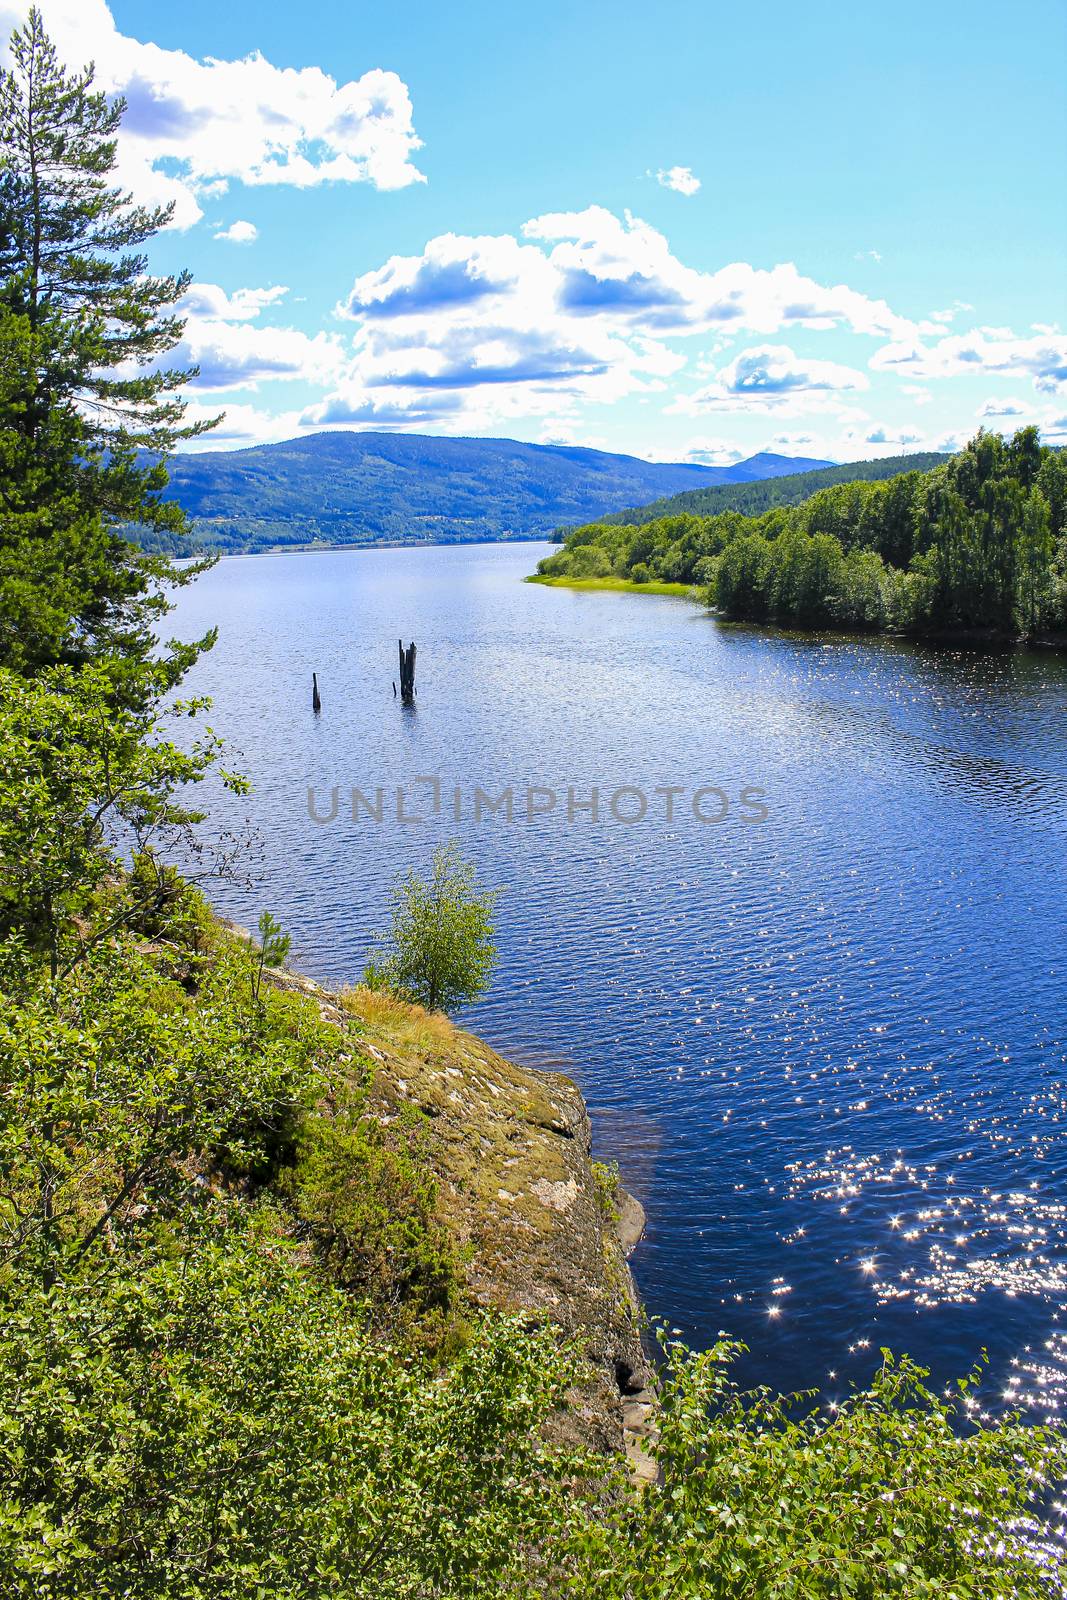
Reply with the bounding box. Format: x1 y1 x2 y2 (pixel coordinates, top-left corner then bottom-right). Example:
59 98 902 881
550 430 1067 642
0 936 325 1279
0 9 215 689
0 663 243 975
368 842 499 1014
599 450 947 526
712 533 772 620
280 1087 461 1337
0 1216 585 1600
591 1159 621 1223
252 909 291 1003
565 1335 1067 1598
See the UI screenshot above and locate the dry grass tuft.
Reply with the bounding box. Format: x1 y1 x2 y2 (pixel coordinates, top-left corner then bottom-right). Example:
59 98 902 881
339 985 462 1055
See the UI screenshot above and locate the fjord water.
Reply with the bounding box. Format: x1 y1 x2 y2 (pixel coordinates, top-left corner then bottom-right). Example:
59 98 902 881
171 540 1067 1414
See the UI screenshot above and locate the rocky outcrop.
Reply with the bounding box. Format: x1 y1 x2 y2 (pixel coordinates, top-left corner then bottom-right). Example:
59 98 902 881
263 958 654 1468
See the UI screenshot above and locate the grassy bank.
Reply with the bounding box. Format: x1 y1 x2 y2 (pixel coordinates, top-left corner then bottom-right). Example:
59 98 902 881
526 573 699 599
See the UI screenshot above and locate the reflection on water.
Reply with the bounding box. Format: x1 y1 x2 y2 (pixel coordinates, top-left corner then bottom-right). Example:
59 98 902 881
170 542 1067 1444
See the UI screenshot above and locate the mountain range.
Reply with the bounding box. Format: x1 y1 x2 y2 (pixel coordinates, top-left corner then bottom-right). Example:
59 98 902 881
137 432 832 555
597 449 949 526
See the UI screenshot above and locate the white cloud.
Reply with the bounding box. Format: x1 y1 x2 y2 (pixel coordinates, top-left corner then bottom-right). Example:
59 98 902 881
928 299 974 325
172 282 344 389
656 166 701 196
311 207 936 434
522 208 923 339
972 396 1067 445
679 438 746 465
854 248 882 263
214 219 258 244
178 399 305 448
179 282 289 321
0 0 425 228
871 327 1067 396
668 344 870 416
178 322 345 391
761 422 931 462
977 396 1028 419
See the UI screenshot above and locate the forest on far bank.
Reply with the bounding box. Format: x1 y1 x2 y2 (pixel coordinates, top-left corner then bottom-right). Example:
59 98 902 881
539 430 1067 641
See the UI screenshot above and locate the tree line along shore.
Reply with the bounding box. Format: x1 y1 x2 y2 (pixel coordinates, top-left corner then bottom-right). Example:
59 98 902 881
537 430 1067 644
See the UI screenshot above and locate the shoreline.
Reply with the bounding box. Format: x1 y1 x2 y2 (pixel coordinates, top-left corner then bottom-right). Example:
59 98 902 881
248 939 658 1475
526 573 699 599
526 571 1067 650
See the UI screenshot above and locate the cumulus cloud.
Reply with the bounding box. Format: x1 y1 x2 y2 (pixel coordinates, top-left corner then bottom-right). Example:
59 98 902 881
872 327 1067 396
760 422 934 463
656 166 701 196
864 426 923 447
179 283 289 321
522 208 922 338
172 282 344 390
0 0 425 228
929 300 974 325
178 399 305 449
214 219 258 244
312 207 938 434
679 439 746 464
977 396 1028 419
177 323 344 391
668 344 869 416
854 248 882 263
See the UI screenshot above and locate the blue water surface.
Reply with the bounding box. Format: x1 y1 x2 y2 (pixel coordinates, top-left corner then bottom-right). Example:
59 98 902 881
169 540 1067 1418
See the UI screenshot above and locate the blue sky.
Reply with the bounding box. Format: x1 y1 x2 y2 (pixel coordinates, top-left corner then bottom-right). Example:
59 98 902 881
5 0 1066 462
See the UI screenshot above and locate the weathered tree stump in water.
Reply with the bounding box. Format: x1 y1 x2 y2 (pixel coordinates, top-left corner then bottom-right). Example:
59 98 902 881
312 672 322 713
398 640 417 705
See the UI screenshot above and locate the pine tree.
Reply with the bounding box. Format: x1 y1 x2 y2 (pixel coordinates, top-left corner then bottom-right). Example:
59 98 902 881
0 7 215 684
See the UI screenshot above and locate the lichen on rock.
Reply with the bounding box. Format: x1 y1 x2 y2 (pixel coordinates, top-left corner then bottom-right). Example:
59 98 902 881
262 959 653 1464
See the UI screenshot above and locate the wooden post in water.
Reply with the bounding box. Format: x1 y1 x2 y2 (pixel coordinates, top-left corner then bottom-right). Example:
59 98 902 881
312 672 321 713
398 640 417 705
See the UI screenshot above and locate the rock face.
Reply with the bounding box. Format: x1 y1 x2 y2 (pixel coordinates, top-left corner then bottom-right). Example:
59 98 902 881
263 959 653 1464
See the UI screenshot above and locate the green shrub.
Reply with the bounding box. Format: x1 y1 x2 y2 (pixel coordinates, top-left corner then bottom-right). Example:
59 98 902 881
367 843 498 1014
0 1215 586 1600
565 1335 1067 1598
279 1088 461 1335
591 1159 621 1222
0 935 327 1277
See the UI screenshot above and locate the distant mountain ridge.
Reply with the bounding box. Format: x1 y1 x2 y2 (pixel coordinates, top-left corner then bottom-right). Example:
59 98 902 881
136 431 832 555
597 450 950 526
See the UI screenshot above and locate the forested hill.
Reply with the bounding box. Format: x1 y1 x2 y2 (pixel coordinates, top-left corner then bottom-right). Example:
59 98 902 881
597 450 948 526
133 431 830 555
536 429 1067 644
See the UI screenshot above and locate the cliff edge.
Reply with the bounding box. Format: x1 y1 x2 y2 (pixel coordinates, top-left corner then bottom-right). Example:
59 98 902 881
265 963 655 1473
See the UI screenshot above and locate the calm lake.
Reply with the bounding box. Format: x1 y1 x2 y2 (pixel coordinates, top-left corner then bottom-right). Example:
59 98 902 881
170 539 1067 1415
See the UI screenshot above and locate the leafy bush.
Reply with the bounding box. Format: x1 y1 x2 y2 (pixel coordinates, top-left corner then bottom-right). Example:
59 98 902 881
591 1159 621 1222
565 1336 1067 1598
367 843 498 1014
0 935 326 1277
280 1087 461 1336
0 663 245 976
0 1216 586 1600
